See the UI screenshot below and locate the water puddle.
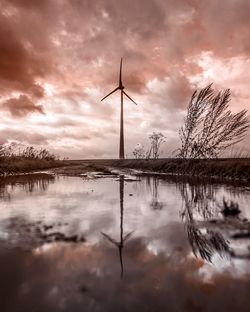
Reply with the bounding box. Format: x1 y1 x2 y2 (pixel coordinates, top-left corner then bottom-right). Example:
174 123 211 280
0 172 250 311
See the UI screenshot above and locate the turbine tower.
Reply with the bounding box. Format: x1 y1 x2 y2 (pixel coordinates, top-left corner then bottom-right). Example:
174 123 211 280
101 58 137 159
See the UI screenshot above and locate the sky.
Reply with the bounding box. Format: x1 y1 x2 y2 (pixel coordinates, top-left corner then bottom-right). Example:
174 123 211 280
0 0 250 159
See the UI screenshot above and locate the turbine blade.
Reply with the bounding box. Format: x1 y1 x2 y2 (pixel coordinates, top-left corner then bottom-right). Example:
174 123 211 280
101 232 119 246
101 87 120 101
123 231 133 242
119 57 123 86
123 91 137 105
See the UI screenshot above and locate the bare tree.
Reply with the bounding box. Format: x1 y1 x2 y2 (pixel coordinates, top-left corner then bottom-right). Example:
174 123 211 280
149 132 166 159
133 144 145 159
177 84 250 158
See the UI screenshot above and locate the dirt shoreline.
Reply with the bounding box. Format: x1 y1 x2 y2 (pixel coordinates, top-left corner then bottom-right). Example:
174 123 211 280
54 158 250 184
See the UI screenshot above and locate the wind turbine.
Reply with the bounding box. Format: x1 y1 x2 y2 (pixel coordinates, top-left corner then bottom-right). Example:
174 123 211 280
101 58 137 159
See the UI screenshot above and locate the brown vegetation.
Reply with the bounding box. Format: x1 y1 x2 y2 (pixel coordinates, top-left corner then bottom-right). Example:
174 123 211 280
177 84 250 159
0 144 64 176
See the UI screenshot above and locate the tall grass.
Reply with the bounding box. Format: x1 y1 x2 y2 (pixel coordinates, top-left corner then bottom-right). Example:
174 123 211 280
0 143 59 161
0 143 62 176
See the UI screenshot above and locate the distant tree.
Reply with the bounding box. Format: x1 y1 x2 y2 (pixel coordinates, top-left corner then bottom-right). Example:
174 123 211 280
177 84 250 159
133 144 145 159
149 132 166 159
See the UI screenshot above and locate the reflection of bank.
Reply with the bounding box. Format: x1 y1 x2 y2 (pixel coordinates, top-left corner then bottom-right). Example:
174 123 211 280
101 175 133 279
0 173 55 201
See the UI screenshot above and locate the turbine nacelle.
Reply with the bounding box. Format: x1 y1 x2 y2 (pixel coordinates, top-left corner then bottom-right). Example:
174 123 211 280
101 58 137 105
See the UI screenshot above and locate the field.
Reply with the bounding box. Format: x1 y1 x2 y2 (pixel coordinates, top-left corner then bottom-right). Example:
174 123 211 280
2 157 250 182
0 158 64 176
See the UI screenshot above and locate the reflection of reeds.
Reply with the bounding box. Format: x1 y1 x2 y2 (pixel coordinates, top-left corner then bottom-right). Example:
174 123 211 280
179 181 219 220
221 198 241 217
0 185 11 201
209 230 230 255
180 179 231 262
187 224 213 262
187 223 230 262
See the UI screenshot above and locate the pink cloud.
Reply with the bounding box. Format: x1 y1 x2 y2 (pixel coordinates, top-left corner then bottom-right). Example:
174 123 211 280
0 0 249 157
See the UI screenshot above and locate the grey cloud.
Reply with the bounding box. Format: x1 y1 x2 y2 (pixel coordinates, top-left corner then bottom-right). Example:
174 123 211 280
0 128 47 145
2 95 44 117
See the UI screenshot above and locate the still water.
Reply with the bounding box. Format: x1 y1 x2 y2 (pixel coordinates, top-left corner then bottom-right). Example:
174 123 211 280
0 172 250 311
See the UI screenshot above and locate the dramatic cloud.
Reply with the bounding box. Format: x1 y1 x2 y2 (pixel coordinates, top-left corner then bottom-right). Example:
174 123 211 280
0 0 249 158
2 95 44 117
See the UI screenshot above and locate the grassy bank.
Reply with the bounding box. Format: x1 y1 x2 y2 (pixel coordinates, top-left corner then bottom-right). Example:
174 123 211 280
70 158 250 181
1 157 250 182
0 157 66 176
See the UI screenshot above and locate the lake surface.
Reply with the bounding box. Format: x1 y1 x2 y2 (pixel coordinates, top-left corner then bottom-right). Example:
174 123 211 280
0 172 250 312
